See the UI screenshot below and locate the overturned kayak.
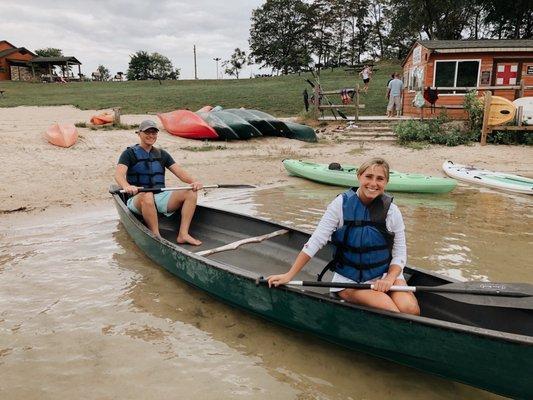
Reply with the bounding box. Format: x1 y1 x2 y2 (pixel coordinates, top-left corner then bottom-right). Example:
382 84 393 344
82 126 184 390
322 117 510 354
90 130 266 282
44 123 78 148
111 186 533 399
158 110 219 140
284 159 457 194
443 161 533 195
210 110 262 139
90 113 114 125
284 121 318 142
246 109 293 137
224 108 280 136
196 111 240 140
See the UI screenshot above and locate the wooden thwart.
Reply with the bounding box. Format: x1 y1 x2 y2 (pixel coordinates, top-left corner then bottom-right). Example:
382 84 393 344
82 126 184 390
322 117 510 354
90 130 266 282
196 229 289 257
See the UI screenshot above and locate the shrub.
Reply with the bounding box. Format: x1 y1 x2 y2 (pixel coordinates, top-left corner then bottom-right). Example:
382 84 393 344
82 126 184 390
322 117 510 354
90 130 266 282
463 91 483 134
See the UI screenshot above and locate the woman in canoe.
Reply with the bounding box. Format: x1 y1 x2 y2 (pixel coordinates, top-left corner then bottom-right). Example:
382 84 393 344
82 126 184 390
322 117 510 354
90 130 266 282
114 119 203 245
267 158 420 315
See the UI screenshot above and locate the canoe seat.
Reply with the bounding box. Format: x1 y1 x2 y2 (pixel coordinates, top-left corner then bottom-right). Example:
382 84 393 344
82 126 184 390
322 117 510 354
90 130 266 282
196 229 289 257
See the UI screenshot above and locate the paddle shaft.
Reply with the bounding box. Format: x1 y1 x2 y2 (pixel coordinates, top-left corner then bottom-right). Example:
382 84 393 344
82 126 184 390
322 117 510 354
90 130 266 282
256 279 530 298
112 184 254 194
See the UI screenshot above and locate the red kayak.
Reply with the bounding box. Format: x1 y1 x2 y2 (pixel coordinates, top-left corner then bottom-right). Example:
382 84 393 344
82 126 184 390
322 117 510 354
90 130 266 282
158 110 219 139
44 123 78 148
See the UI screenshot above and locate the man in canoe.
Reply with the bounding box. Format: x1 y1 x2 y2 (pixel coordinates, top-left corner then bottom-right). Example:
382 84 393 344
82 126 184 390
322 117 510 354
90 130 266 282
114 119 203 245
268 158 420 315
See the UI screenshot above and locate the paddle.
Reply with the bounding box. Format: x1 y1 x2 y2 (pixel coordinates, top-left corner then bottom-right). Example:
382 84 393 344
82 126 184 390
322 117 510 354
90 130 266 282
254 278 533 298
309 71 348 120
110 184 255 194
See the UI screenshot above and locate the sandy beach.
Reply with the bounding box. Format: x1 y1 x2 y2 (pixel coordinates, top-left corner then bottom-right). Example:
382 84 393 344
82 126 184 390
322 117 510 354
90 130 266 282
1 105 532 214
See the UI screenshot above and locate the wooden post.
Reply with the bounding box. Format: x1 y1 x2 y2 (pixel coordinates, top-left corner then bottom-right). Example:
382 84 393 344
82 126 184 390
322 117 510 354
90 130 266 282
113 107 121 126
518 80 525 99
517 106 523 127
480 91 492 146
355 84 360 122
313 84 320 112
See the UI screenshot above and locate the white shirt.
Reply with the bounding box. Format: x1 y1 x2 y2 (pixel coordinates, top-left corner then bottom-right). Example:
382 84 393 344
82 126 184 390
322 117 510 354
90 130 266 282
302 194 407 270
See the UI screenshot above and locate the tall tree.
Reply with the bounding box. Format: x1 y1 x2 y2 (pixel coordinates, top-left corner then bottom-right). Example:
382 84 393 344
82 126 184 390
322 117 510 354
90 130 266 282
96 65 110 81
249 0 314 74
127 51 179 81
222 48 247 79
481 0 533 39
35 48 63 57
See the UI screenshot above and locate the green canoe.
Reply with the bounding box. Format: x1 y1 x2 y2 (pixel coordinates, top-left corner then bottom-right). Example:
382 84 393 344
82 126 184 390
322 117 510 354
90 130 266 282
284 159 457 194
284 121 318 142
111 187 533 399
196 111 240 140
211 110 262 139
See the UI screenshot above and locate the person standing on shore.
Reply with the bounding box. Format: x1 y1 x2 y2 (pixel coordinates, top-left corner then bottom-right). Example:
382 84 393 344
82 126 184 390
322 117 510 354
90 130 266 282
359 65 373 94
267 158 420 315
386 73 404 117
114 119 203 245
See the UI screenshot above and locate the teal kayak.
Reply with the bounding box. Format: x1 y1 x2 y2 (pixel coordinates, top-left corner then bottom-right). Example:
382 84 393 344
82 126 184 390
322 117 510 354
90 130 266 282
283 159 457 194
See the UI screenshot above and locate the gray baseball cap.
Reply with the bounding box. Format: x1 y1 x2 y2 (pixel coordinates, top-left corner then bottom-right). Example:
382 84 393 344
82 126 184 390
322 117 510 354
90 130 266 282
137 119 159 132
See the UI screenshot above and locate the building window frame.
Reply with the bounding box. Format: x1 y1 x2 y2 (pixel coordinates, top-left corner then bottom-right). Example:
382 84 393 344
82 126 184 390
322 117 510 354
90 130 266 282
432 59 481 96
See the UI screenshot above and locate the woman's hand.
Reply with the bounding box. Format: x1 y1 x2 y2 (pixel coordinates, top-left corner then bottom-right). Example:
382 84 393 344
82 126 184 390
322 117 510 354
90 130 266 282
266 273 292 288
124 185 139 195
372 276 395 292
190 181 203 192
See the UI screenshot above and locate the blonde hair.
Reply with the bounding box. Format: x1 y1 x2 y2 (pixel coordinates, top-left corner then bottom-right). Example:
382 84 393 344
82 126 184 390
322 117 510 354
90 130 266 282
357 158 390 181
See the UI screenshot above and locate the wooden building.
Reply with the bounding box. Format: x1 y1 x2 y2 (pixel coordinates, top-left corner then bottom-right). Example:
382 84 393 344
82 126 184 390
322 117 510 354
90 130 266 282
0 40 36 81
401 40 533 118
0 40 82 82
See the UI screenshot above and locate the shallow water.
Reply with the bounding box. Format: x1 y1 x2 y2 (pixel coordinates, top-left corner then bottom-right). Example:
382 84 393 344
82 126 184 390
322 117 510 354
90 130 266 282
1 183 530 399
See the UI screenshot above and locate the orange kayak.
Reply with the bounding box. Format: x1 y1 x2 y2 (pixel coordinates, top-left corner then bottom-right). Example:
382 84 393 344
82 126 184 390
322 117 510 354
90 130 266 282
197 105 213 113
44 123 78 148
158 110 219 139
90 113 114 125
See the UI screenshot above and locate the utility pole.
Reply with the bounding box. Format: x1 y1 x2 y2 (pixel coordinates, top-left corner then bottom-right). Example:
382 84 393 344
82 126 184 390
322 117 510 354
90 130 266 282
193 45 198 80
213 57 221 79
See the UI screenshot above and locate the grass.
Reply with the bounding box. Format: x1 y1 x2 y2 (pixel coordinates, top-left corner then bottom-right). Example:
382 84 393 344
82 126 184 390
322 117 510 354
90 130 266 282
0 61 401 117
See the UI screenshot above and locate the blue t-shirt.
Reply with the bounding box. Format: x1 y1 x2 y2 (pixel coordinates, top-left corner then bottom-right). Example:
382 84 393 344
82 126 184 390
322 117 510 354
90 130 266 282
388 79 404 97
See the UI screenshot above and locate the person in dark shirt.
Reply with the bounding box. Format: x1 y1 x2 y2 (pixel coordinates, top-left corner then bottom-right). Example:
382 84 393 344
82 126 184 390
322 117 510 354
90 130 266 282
115 120 203 245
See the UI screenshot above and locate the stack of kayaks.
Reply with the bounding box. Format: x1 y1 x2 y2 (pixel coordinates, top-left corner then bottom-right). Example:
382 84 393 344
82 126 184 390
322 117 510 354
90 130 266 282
443 161 533 195
157 106 317 142
283 159 457 194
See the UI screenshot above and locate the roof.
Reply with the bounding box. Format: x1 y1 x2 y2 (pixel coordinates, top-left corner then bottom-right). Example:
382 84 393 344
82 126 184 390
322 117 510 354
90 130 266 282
402 39 533 66
30 56 81 64
0 47 35 59
418 39 533 50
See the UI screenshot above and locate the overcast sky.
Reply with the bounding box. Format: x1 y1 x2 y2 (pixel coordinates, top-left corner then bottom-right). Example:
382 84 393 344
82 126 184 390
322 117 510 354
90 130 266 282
0 0 266 79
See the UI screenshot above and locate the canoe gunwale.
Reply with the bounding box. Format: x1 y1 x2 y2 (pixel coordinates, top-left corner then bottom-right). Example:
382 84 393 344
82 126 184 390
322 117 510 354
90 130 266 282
111 190 532 345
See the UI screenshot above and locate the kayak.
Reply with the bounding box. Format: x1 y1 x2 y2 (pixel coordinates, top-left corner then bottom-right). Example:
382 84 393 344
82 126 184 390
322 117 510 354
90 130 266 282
44 123 78 148
224 108 280 136
246 109 293 137
110 187 533 399
90 113 114 125
158 110 219 140
210 110 262 139
284 121 318 143
196 111 240 140
443 161 533 195
284 159 457 194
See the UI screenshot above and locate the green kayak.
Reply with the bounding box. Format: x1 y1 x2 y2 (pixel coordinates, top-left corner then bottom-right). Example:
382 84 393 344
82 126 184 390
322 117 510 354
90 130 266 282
283 159 457 194
284 121 318 142
211 110 262 139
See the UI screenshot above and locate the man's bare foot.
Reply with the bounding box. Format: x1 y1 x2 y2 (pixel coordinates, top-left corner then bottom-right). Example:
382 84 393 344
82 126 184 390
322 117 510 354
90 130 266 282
177 234 202 246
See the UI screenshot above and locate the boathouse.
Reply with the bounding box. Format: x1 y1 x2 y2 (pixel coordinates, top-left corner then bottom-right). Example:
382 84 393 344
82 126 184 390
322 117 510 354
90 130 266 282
0 40 82 82
401 40 533 118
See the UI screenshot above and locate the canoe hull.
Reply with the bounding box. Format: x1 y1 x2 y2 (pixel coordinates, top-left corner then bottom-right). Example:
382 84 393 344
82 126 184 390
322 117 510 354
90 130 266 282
158 110 219 140
284 159 457 194
44 123 78 148
113 196 532 399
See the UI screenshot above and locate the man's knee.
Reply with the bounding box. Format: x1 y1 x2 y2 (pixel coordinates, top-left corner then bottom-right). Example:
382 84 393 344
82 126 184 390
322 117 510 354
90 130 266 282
397 298 420 315
140 193 155 207
187 190 198 201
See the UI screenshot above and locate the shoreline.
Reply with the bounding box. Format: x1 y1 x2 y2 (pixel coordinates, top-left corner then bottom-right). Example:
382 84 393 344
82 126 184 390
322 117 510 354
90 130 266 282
1 105 532 215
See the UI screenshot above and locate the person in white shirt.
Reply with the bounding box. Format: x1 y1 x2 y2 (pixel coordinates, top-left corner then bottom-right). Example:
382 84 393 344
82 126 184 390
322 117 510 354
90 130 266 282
267 158 420 315
359 65 372 93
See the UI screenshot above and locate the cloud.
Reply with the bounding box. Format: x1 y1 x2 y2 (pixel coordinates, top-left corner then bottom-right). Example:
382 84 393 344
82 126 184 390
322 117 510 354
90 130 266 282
0 0 265 78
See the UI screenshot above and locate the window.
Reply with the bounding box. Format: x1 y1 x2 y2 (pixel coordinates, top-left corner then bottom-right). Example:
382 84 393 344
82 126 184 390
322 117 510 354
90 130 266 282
434 60 480 94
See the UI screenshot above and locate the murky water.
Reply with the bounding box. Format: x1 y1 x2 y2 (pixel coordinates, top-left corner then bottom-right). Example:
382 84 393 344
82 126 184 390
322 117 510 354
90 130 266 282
1 183 530 399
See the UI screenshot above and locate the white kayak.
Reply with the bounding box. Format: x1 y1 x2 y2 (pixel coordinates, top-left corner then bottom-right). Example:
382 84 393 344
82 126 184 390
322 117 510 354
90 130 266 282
442 161 533 195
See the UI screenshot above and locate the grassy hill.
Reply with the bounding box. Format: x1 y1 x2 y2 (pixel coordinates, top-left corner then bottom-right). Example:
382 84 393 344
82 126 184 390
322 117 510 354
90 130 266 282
0 61 401 117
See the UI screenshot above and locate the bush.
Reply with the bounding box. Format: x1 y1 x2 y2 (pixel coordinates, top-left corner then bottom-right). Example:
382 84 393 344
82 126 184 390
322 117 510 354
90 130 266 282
395 119 475 147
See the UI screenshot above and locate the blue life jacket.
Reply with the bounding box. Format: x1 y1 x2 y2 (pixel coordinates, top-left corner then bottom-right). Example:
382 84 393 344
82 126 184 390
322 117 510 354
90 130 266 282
326 189 395 283
126 144 165 188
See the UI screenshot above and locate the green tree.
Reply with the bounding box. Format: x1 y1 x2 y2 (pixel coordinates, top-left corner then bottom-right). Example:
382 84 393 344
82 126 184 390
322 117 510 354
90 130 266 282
35 48 63 57
127 51 152 80
222 48 247 79
151 52 180 81
480 0 533 39
249 0 314 74
96 65 110 81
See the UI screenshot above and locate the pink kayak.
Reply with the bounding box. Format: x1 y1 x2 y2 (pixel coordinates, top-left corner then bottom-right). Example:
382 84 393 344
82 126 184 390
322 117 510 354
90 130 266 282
158 110 219 139
44 123 78 148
